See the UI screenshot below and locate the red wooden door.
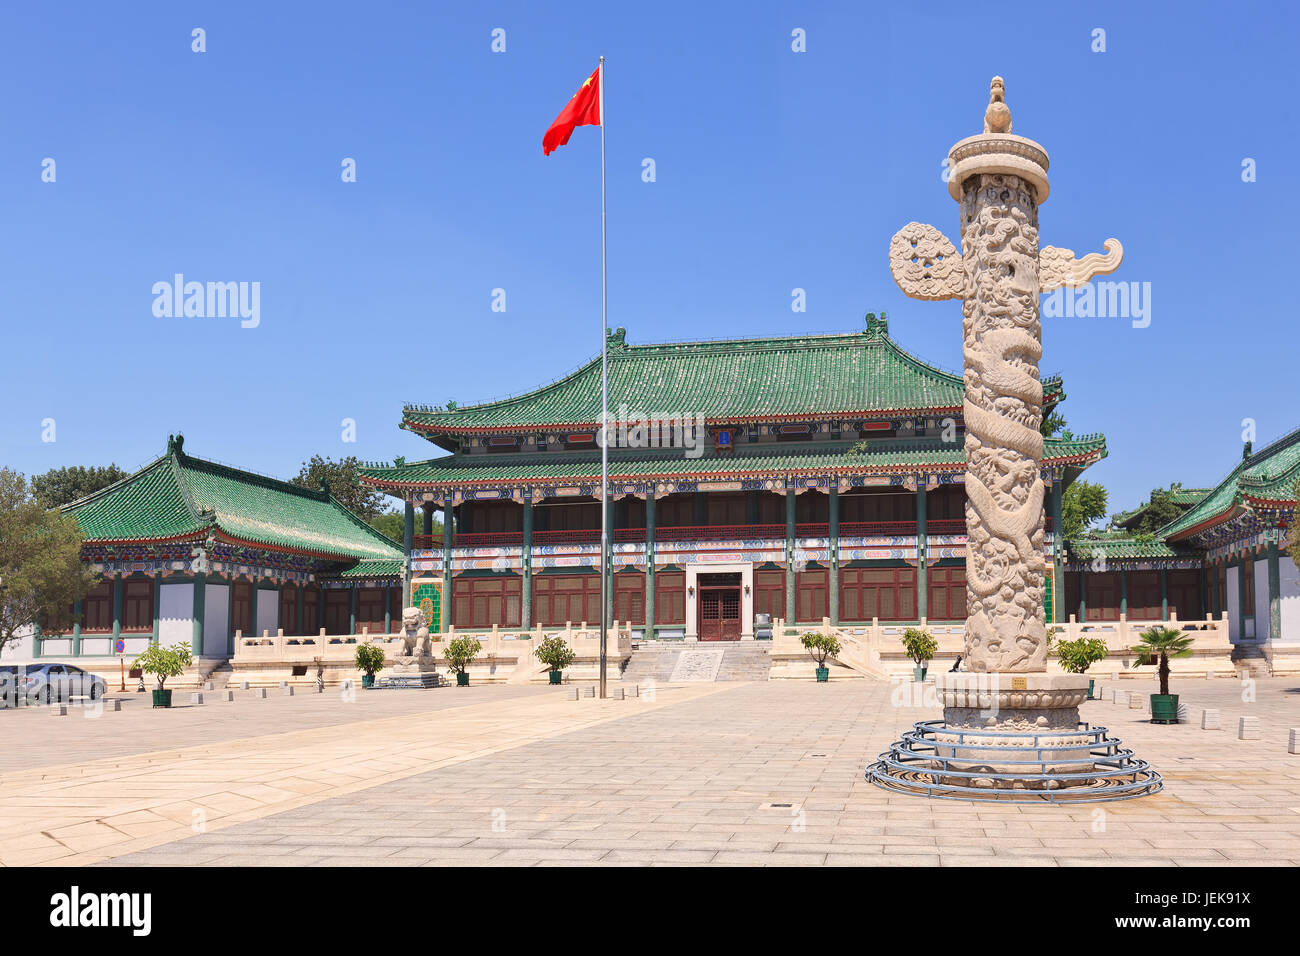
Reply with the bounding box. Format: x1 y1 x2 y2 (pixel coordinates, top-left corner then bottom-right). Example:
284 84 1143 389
698 587 741 641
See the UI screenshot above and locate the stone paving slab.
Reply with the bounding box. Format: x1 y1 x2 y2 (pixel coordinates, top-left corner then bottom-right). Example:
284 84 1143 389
1 682 734 866
83 676 1300 867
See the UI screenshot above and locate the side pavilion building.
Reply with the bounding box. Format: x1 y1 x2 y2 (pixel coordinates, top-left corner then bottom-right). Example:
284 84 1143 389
40 435 405 661
360 317 1107 639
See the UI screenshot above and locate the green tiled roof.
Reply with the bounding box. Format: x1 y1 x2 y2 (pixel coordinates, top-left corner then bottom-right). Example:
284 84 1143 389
401 322 1065 440
360 435 1105 489
64 436 402 563
1162 426 1300 539
1065 536 1191 560
324 558 405 579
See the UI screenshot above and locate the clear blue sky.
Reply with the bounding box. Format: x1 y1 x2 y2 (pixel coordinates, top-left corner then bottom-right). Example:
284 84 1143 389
2 1 1296 515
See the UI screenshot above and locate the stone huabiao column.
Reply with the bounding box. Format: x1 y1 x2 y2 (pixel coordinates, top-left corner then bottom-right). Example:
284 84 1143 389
889 78 1122 729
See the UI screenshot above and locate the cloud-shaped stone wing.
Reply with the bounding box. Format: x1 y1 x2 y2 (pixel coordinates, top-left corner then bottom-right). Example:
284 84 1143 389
1039 239 1124 292
888 222 966 301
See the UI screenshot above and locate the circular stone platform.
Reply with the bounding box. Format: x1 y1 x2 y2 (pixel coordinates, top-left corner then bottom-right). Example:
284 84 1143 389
865 674 1162 803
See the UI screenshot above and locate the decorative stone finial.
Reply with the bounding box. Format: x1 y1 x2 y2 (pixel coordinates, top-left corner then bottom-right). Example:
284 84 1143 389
984 75 1011 133
168 433 185 456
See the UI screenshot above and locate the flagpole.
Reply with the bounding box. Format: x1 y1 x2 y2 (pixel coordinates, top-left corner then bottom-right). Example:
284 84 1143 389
598 55 609 700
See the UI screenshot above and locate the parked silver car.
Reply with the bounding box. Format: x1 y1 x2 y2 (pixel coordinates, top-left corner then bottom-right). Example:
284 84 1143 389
1 663 107 705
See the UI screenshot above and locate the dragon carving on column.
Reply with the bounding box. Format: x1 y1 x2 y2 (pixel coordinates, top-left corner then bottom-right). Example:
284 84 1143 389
887 77 1123 673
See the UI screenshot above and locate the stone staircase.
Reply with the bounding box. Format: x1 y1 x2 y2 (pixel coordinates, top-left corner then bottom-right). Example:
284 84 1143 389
1231 643 1271 678
622 642 772 683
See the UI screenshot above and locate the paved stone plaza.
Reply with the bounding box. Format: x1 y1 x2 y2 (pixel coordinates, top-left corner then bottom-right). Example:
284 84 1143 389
2 677 1299 867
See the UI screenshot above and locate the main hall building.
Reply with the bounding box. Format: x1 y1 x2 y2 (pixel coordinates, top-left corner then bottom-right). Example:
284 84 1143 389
359 317 1107 639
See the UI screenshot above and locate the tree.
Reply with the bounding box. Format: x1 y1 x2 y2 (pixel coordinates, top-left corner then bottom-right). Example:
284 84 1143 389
368 509 443 544
291 455 388 521
1289 481 1300 567
30 464 129 509
0 469 96 652
1060 480 1108 540
1124 485 1184 535
1040 409 1068 439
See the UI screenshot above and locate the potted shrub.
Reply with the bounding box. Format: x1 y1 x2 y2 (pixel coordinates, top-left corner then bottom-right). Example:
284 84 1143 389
355 642 385 689
901 627 937 681
534 635 575 685
445 636 482 687
1132 626 1194 724
799 632 841 682
1054 634 1109 698
132 641 194 708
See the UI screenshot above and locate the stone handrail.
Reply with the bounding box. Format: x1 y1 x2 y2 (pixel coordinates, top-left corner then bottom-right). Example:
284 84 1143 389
767 612 1236 679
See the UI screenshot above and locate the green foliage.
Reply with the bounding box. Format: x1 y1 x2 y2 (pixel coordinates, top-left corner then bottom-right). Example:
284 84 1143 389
534 635 575 672
368 508 443 544
0 469 96 651
132 641 194 690
1131 626 1194 696
799 631 841 667
1040 409 1067 439
1125 486 1185 535
1055 636 1109 674
444 636 482 675
1061 480 1109 540
291 455 388 521
355 642 386 676
30 464 130 509
900 627 938 665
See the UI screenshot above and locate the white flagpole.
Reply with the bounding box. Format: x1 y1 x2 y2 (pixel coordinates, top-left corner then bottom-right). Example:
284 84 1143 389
598 55 609 700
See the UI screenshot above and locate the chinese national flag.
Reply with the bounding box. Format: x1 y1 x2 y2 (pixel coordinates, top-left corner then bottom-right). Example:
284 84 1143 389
543 66 601 155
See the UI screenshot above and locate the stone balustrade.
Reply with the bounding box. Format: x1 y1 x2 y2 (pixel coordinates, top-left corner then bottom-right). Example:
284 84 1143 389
765 612 1236 680
228 622 634 686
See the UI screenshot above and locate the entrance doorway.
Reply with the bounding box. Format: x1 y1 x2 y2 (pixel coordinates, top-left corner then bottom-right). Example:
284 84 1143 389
697 573 742 641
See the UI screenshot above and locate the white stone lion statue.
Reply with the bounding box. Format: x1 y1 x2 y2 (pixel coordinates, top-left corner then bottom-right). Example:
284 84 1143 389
394 606 430 658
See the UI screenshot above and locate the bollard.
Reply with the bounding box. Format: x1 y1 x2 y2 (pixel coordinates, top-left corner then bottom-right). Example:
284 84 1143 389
611 687 624 700
225 690 235 702
1238 716 1261 740
627 684 639 698
284 686 295 697
1201 708 1221 730
110 698 122 713
190 692 204 705
279 680 289 688
1129 694 1143 710
582 685 594 698
1290 728 1300 755
1112 690 1125 705
256 688 268 699
50 704 68 717
241 681 250 690
204 681 214 691
567 687 579 701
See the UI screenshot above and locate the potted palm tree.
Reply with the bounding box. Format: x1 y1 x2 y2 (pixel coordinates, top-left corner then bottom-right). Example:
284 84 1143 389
1053 634 1109 699
901 628 937 682
534 635 575 684
132 641 194 708
1131 625 1194 724
445 636 482 687
799 632 841 682
355 643 385 688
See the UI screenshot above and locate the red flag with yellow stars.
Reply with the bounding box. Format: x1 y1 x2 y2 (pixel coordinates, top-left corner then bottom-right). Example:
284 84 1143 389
543 66 601 155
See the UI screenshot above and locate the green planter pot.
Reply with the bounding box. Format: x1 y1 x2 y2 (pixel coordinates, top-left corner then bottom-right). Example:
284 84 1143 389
1087 678 1095 699
456 672 470 687
1150 693 1179 724
361 674 375 689
151 689 172 709
913 666 928 682
549 670 563 685
815 667 829 683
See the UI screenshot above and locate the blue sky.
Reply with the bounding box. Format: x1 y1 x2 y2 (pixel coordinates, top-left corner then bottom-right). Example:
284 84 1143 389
2 1 1296 515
